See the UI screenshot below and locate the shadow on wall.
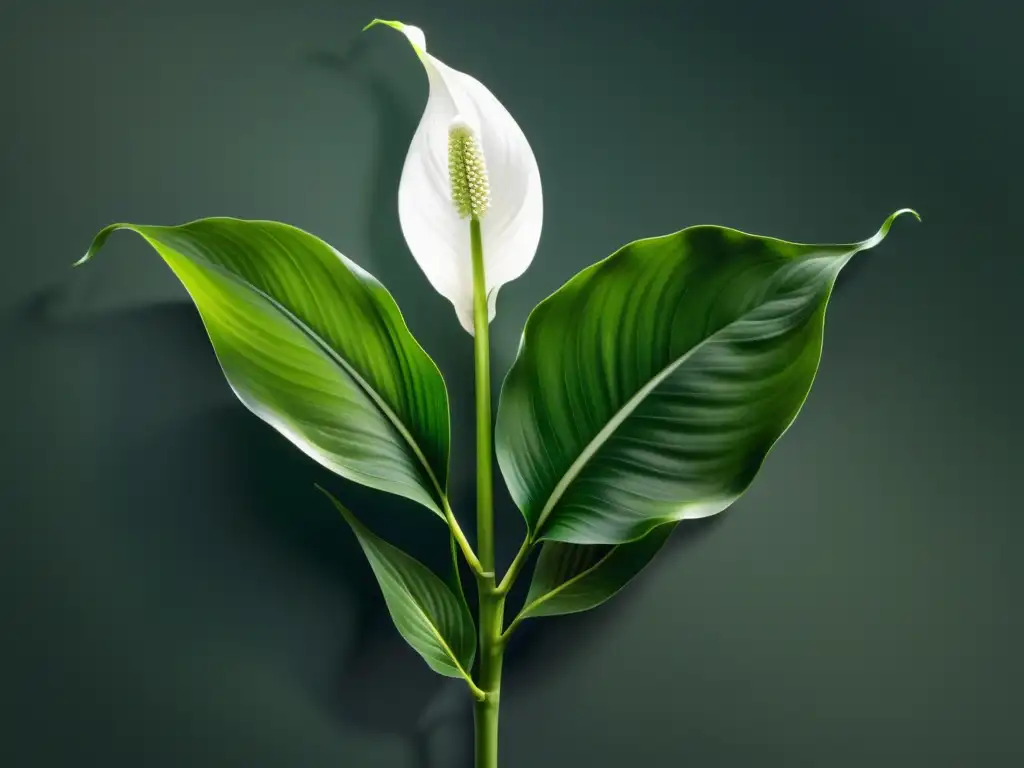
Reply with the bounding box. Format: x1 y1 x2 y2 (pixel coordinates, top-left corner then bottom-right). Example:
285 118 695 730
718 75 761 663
5 282 723 768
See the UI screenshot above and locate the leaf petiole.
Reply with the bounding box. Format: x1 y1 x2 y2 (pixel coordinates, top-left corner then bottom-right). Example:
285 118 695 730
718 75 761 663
498 614 525 646
495 536 533 596
444 496 485 576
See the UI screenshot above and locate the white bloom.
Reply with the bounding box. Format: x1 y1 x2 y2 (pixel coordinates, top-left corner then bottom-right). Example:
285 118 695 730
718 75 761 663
368 19 544 334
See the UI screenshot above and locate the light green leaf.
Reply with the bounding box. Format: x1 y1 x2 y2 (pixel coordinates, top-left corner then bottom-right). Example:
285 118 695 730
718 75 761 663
319 487 477 682
80 219 450 515
496 210 917 544
519 524 675 621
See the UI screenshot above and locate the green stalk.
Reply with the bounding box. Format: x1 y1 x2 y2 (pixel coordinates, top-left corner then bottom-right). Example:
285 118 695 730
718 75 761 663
469 216 503 768
470 218 494 578
475 584 505 768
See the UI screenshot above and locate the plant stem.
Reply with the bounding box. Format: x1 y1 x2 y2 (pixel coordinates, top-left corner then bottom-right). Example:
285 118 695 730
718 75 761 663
470 217 494 577
475 582 505 768
469 216 503 768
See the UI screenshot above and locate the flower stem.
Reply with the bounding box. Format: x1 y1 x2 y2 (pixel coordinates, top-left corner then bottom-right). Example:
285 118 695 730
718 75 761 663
469 215 503 768
470 217 494 578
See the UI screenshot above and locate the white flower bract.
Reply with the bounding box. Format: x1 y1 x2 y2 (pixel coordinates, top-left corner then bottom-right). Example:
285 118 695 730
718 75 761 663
371 20 544 334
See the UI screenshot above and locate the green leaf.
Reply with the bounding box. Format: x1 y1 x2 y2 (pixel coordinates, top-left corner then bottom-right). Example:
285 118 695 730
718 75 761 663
519 524 675 620
79 219 450 515
318 487 477 682
496 210 917 544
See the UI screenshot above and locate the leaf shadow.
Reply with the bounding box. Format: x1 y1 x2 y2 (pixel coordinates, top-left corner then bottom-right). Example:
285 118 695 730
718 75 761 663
8 284 728 768
500 516 726 688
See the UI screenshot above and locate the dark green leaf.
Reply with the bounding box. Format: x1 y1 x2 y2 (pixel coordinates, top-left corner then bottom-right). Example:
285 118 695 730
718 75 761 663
80 219 450 515
496 210 917 544
319 487 476 680
519 524 675 620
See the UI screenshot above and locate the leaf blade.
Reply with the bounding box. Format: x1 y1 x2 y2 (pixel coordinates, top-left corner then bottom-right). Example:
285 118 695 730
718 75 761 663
519 524 675 620
497 210 917 544
319 487 477 681
81 218 451 514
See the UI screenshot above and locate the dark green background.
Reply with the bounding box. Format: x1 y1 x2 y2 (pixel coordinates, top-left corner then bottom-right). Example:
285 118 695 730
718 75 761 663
2 1 1020 765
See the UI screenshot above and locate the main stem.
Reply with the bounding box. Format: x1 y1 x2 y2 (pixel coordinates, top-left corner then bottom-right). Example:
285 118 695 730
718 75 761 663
471 217 494 581
470 217 504 768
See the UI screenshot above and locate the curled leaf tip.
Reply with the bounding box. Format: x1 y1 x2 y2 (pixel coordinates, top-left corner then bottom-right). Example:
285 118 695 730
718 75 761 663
860 208 920 250
886 207 921 231
74 223 122 267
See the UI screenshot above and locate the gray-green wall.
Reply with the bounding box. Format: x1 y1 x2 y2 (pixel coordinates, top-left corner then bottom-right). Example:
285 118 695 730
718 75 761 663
2 1 1020 765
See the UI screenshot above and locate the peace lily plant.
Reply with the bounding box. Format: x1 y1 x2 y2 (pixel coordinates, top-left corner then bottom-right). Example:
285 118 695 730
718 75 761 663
76 19 916 767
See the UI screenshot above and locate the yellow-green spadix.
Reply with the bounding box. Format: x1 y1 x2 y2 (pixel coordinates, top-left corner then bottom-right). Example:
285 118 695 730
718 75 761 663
367 19 544 334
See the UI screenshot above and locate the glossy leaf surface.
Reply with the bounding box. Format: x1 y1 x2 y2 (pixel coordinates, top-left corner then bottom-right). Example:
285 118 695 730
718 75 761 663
80 219 451 515
519 524 675 620
320 488 476 680
497 210 917 544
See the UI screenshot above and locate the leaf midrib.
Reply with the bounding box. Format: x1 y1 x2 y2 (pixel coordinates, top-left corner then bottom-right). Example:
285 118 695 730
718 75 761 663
392 566 474 680
531 254 838 535
520 545 619 619
322 489 473 682
158 231 448 508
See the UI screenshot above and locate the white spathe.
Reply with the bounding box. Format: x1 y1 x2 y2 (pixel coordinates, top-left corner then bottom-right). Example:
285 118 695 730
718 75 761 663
372 20 544 334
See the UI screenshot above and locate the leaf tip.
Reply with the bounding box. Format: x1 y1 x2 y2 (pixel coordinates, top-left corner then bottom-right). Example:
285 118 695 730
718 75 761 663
860 208 920 251
74 223 123 268
894 207 921 223
314 483 359 528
